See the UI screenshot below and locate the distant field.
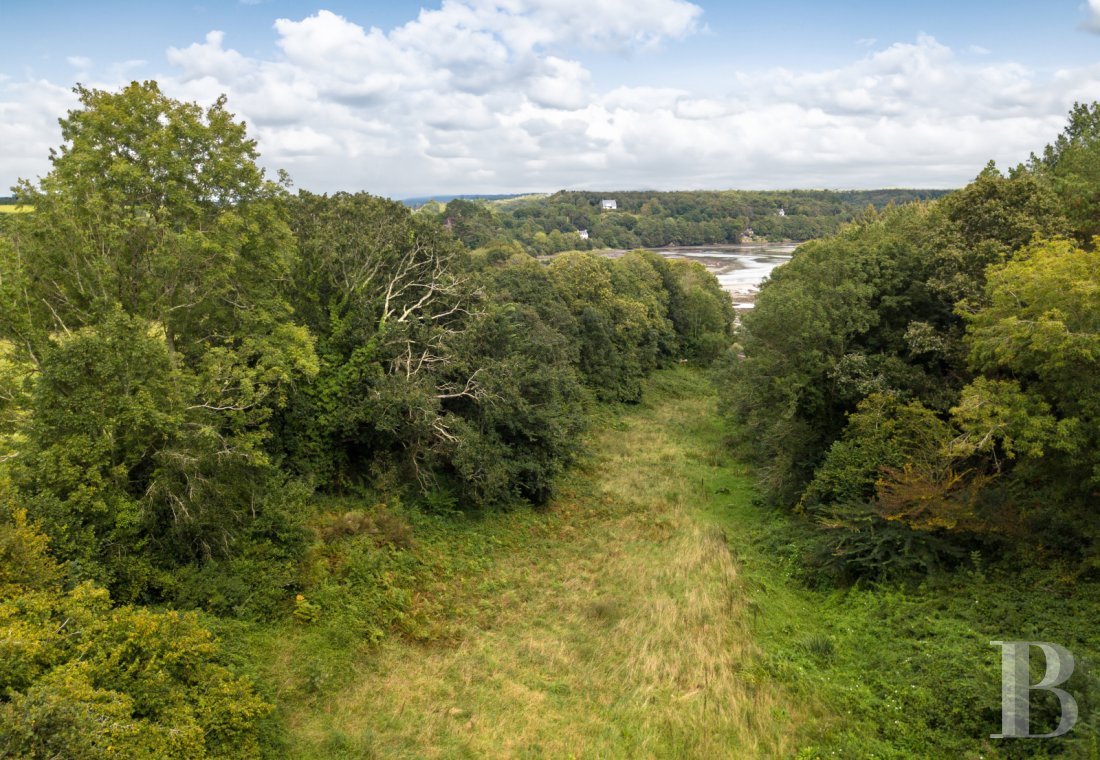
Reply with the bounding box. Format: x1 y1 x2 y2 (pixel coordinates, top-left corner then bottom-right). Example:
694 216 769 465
0 205 32 213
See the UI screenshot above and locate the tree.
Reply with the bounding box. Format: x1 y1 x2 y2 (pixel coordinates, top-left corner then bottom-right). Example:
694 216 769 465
2 82 316 609
1036 102 1100 244
718 103 1100 578
665 258 735 362
5 81 298 360
439 299 589 505
718 203 945 503
547 252 653 402
280 191 478 491
801 394 973 580
0 507 270 758
953 239 1100 540
930 161 1066 307
1037 102 1100 169
442 198 500 249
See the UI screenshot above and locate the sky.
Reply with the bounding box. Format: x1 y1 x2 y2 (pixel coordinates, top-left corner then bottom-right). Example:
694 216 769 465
2 0 1100 198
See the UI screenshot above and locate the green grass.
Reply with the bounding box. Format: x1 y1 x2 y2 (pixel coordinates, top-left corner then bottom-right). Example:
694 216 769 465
227 367 1100 758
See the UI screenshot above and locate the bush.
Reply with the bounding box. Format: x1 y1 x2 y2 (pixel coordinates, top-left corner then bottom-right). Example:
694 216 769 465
0 508 271 758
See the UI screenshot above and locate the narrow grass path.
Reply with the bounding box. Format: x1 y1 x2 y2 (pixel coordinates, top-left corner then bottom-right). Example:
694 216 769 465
277 369 826 758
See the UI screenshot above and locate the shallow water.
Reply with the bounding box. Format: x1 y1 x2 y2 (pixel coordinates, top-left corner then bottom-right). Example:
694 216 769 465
651 244 796 309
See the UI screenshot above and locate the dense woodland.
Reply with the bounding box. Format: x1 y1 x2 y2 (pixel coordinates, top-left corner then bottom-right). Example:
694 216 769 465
0 82 734 756
718 103 1100 581
416 188 947 253
2 80 1100 757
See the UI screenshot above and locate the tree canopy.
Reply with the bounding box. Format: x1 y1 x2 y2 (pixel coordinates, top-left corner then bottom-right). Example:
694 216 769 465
716 104 1100 580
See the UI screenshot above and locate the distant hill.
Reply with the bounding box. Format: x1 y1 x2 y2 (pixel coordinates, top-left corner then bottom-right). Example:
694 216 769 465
421 188 953 253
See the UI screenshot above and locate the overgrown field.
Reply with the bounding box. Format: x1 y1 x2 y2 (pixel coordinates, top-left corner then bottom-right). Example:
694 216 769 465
229 368 807 757
222 368 1100 758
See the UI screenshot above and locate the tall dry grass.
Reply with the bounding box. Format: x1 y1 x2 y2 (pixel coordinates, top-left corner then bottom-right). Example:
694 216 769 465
285 373 808 758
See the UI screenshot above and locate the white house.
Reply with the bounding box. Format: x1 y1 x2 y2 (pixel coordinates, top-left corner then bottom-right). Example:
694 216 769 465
577 229 589 240
777 207 786 217
600 199 617 210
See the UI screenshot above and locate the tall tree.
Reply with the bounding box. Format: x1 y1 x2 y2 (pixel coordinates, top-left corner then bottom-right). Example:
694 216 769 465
1036 102 1100 244
2 82 316 607
280 191 476 490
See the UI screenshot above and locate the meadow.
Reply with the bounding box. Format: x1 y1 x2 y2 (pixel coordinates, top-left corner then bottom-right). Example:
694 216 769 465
213 368 1099 758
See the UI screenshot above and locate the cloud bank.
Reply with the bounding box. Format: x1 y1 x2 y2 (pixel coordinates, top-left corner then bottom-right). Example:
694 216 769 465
3 1 1100 197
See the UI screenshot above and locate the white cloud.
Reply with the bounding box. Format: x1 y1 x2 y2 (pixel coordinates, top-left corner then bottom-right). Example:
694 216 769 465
2 5 1098 197
394 0 702 55
168 31 251 82
1083 0 1100 33
0 79 78 189
526 56 591 110
503 0 702 52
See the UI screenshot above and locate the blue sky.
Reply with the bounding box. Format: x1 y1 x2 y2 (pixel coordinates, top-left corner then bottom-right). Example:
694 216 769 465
3 1 1100 196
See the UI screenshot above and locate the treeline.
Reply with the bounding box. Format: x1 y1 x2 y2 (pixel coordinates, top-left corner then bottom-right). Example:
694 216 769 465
0 82 734 756
719 103 1100 581
419 188 948 253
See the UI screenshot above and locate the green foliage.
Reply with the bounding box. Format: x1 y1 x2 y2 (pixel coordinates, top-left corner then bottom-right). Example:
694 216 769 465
16 312 181 596
800 393 954 511
0 508 270 759
1 82 316 609
809 504 969 582
719 102 1100 579
0 509 60 597
1037 102 1100 243
280 192 718 510
758 566 1100 757
8 309 311 611
441 198 501 248
279 190 469 489
796 394 970 580
5 81 297 358
964 238 1100 393
718 202 947 504
666 258 736 362
460 188 950 252
953 238 1100 557
546 252 660 402
931 160 1067 306
439 300 589 505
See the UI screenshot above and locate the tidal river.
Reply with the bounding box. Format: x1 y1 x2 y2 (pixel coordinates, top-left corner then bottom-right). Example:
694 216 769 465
651 243 796 309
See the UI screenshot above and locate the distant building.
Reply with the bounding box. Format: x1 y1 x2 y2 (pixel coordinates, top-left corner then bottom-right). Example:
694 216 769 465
577 229 589 240
777 207 786 217
740 227 755 244
600 199 617 210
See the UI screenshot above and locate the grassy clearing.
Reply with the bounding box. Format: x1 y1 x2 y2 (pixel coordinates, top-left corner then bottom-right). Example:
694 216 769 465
0 205 32 213
231 367 1100 758
246 368 813 758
